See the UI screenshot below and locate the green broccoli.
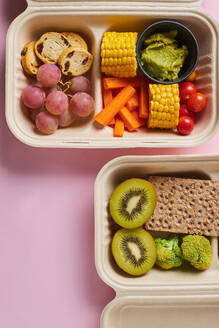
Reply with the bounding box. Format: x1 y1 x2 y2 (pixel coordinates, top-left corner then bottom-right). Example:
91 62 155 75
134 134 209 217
155 236 183 270
181 235 212 270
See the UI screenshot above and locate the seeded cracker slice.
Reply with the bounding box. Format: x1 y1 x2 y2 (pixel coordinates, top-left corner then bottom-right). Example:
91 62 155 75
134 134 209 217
21 41 42 75
144 176 219 237
35 32 71 64
58 46 93 77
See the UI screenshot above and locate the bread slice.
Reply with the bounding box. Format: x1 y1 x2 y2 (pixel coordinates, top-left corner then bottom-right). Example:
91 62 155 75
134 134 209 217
58 46 93 77
144 176 219 237
21 41 42 75
35 32 71 64
61 32 88 50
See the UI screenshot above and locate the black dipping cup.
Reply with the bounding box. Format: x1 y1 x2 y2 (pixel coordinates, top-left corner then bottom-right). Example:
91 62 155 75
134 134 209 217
136 20 199 85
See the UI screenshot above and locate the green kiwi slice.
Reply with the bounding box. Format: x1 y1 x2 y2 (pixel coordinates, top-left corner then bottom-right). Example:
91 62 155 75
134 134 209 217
110 178 156 229
112 228 156 276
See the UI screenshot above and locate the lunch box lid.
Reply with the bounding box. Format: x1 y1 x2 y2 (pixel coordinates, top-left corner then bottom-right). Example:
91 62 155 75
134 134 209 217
101 294 219 328
27 0 202 7
27 0 202 3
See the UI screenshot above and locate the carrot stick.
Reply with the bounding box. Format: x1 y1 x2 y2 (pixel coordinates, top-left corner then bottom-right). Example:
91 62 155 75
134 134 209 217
126 92 139 112
119 107 142 132
103 89 113 107
139 84 149 119
131 111 146 127
94 86 136 126
114 117 124 137
102 89 115 125
103 77 143 90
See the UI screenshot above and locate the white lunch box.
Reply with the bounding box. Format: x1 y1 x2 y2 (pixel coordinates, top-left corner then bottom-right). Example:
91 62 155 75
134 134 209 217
5 0 219 148
95 154 219 327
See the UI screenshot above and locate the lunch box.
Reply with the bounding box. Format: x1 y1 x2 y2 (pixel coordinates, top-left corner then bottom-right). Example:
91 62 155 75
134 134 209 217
5 0 219 148
95 154 219 327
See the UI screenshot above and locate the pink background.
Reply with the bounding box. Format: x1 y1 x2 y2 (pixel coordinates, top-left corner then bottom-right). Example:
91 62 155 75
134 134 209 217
0 0 219 327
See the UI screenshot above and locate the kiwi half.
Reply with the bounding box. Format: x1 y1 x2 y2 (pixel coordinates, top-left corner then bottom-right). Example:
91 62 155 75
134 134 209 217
110 178 156 229
112 228 156 276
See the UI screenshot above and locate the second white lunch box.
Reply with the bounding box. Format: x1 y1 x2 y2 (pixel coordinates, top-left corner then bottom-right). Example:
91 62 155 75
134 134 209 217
95 154 219 327
5 0 219 148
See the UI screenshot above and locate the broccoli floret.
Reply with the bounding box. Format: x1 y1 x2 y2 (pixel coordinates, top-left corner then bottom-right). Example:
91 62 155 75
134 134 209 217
181 235 212 270
155 236 183 270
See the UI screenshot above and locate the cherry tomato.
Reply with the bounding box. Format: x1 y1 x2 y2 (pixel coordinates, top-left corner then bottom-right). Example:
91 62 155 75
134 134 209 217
179 82 197 104
186 70 197 82
177 116 194 135
187 92 207 112
179 104 196 121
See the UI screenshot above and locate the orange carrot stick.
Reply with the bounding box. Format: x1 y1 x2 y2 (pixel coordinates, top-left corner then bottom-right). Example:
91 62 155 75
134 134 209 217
126 92 139 112
139 84 149 119
103 77 143 90
114 117 124 137
102 89 115 125
119 107 142 132
103 89 113 107
131 111 146 127
94 86 136 126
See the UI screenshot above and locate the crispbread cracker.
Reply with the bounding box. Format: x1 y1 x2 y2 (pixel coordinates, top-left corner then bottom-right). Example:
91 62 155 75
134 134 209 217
145 176 219 237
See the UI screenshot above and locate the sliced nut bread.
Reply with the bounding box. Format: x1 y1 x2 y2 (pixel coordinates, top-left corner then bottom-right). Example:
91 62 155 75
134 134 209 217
21 41 42 75
58 46 93 77
61 32 88 50
35 32 71 64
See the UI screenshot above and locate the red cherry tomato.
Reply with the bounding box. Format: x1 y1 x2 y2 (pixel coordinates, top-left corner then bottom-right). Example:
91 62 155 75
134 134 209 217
187 92 207 112
177 116 194 135
179 82 197 104
179 104 196 121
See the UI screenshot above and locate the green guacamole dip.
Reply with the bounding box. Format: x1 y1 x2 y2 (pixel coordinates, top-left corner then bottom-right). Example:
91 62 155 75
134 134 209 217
141 30 188 81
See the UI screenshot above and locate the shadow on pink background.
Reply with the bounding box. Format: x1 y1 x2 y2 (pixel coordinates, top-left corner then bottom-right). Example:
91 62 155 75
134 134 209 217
0 0 219 327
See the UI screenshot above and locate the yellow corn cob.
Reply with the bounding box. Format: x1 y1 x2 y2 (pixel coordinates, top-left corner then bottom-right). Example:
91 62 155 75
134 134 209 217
148 84 180 129
101 32 137 78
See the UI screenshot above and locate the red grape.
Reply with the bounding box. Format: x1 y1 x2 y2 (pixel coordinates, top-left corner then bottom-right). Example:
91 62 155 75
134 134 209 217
35 111 58 135
46 90 68 115
58 109 76 127
21 85 46 109
37 64 61 87
70 76 90 94
70 92 94 117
